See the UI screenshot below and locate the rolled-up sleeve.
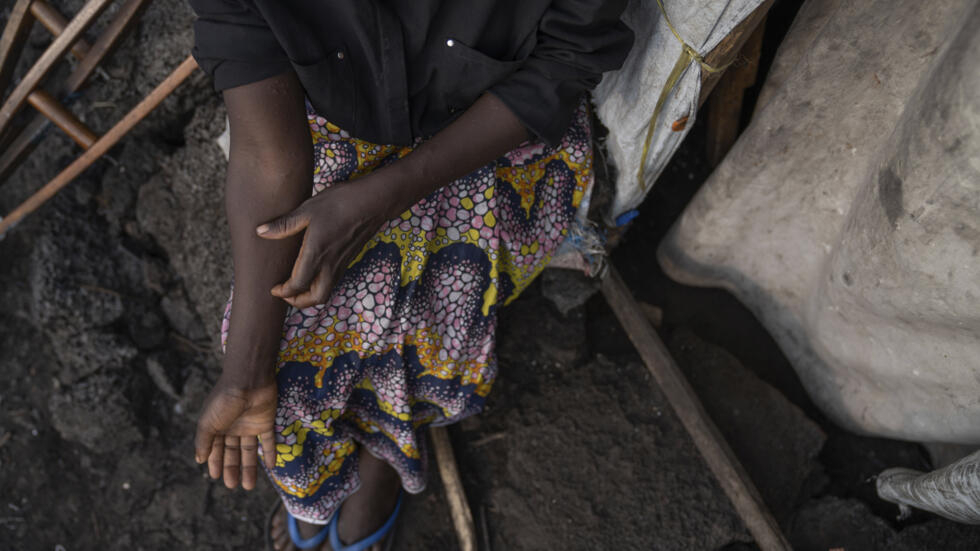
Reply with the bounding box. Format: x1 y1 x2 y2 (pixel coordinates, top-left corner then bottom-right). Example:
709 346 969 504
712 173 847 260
489 0 633 145
188 0 292 91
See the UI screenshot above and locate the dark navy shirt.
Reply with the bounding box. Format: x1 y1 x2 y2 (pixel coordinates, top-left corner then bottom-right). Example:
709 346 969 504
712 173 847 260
188 0 633 146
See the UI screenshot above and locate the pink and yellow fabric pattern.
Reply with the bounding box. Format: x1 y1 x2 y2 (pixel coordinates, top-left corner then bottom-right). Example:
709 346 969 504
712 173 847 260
221 98 594 523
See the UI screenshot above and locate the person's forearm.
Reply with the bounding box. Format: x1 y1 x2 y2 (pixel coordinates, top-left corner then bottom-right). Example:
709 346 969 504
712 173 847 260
247 90 536 310
223 156 308 387
222 74 312 387
372 92 530 218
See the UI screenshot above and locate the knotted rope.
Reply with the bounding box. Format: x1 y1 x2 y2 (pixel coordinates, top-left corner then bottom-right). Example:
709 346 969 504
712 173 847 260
636 0 732 190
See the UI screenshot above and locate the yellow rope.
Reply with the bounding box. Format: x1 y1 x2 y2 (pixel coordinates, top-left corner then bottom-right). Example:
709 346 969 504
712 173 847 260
636 0 732 191
657 0 732 74
636 50 689 192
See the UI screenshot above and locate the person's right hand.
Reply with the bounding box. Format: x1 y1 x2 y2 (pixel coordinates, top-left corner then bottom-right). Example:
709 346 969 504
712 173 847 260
194 374 277 490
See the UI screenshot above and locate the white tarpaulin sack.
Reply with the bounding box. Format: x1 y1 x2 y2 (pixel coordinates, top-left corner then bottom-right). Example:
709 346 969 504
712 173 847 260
593 0 766 223
550 0 765 274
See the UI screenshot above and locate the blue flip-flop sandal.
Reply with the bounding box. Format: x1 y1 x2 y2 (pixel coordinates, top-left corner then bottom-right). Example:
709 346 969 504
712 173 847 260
275 491 404 551
326 491 403 551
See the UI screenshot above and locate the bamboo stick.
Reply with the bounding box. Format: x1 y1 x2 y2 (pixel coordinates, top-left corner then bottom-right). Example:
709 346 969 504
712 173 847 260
0 55 198 236
431 425 478 551
600 266 791 551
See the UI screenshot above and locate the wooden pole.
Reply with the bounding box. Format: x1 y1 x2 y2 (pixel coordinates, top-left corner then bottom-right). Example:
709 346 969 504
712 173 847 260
30 0 94 61
431 425 478 551
0 0 151 183
0 0 113 137
63 0 151 93
0 55 198 236
697 0 774 107
0 0 35 96
26 89 98 149
706 15 767 166
600 266 792 551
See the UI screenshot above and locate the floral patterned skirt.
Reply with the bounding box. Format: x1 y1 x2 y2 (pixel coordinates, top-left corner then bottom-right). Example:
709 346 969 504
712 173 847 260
222 98 593 523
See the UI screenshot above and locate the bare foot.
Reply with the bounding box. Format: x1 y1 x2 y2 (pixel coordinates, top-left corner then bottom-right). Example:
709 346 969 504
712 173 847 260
334 447 402 549
270 447 402 550
270 507 327 551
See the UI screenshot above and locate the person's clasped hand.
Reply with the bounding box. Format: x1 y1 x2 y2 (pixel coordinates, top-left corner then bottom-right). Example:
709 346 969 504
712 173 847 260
255 175 398 309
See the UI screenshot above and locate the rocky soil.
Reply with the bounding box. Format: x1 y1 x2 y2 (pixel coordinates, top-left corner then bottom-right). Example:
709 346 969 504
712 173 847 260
2 1 980 550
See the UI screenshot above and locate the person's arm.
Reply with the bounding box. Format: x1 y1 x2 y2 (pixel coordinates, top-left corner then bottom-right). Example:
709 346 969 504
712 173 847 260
256 92 529 307
383 92 532 218
489 0 632 146
256 0 633 304
194 71 311 490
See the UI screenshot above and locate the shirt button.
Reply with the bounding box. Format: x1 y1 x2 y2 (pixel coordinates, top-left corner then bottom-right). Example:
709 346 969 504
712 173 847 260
336 51 345 60
446 39 455 47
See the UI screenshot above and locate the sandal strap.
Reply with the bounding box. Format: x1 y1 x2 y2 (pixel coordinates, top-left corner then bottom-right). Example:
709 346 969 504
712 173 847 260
287 511 330 550
328 491 404 551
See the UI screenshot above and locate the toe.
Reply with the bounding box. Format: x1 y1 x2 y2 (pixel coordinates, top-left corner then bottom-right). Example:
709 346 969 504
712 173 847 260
271 505 296 551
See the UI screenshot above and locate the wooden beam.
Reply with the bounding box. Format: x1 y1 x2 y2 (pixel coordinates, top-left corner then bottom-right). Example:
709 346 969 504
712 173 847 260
0 55 198 236
706 15 767 166
0 0 35 98
600 266 791 551
30 0 93 61
26 89 97 149
697 0 774 108
431 426 478 551
0 0 113 138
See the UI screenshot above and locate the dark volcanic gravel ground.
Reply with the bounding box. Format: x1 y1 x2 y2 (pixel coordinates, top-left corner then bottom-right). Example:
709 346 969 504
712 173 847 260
2 1 980 550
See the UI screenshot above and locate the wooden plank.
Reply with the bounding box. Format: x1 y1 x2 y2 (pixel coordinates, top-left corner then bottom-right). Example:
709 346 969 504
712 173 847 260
0 0 35 99
431 426 478 551
706 15 766 166
600 266 791 551
0 0 113 138
697 0 774 108
26 89 97 148
0 55 197 236
30 0 93 61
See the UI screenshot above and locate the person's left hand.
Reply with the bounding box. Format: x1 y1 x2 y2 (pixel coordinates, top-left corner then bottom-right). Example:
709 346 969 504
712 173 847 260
194 373 277 489
256 177 394 309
